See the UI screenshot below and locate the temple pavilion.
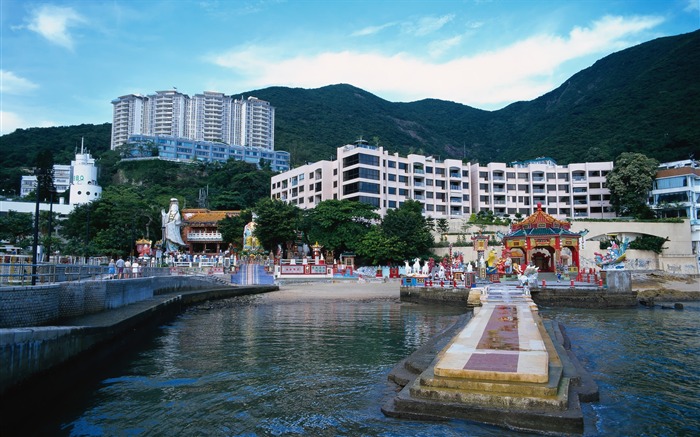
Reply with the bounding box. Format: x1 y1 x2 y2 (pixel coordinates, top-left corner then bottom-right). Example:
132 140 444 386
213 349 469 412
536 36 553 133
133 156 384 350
502 203 583 273
181 209 240 255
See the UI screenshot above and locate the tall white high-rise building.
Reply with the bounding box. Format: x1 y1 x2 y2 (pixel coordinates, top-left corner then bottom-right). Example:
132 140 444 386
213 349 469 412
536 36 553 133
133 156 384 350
147 90 188 138
110 90 276 151
111 94 147 149
239 97 275 149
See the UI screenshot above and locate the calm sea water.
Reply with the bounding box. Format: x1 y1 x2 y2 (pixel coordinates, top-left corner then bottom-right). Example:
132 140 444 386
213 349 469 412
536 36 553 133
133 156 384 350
22 293 700 436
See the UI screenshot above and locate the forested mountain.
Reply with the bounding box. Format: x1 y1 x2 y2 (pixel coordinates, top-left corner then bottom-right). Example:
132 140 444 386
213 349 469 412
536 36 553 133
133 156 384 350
246 29 699 165
1 29 697 193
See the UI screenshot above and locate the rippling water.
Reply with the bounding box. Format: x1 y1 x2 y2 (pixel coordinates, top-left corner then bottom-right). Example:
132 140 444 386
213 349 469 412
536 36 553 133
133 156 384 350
21 295 700 436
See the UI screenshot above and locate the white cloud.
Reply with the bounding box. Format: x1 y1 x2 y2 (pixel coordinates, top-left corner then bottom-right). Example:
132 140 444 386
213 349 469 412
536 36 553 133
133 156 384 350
27 5 86 50
0 111 57 135
351 22 397 37
409 14 455 36
208 14 664 109
685 0 699 12
429 35 462 58
0 112 24 135
0 71 39 94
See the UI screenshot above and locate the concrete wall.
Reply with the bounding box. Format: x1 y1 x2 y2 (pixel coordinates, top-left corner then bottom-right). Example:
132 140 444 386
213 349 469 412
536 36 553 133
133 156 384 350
0 276 222 328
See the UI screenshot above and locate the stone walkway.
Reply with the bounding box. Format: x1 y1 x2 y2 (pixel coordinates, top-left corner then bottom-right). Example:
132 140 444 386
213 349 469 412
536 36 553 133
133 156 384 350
434 285 548 383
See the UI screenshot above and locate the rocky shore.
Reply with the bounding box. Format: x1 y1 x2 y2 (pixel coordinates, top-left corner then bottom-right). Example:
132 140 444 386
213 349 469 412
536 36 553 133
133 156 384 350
632 271 700 302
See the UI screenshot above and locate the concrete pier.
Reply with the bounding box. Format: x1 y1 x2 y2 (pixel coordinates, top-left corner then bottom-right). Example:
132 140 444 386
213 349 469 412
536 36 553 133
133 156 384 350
384 283 598 435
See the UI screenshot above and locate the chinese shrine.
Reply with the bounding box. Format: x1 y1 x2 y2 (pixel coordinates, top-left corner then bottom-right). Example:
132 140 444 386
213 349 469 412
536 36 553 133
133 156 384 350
181 209 240 255
502 203 583 273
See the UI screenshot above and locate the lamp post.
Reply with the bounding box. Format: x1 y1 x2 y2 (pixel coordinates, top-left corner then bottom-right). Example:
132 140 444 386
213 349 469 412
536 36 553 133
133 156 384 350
85 204 90 263
46 190 55 262
31 179 41 285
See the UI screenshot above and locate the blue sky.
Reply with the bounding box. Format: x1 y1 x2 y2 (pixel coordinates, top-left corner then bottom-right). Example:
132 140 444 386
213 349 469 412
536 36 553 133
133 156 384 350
1 0 698 135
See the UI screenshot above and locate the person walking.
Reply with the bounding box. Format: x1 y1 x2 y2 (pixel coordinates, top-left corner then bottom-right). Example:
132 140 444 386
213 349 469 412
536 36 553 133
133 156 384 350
116 257 125 279
124 259 132 278
108 259 116 279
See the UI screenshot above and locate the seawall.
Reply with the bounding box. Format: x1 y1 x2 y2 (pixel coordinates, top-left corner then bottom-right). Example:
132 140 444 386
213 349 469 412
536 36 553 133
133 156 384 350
0 279 277 397
0 276 227 328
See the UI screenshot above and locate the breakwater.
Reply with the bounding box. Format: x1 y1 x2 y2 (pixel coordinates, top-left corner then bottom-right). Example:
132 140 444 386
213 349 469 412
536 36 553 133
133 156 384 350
0 279 277 398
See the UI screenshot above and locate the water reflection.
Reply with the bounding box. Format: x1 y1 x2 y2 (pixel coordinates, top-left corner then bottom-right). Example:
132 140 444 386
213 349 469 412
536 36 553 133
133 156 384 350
23 296 700 436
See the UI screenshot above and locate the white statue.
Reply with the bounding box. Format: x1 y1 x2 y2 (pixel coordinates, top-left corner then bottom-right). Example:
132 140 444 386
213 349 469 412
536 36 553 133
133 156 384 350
161 198 186 253
404 260 412 276
421 261 429 275
466 262 473 273
438 265 446 280
413 258 421 275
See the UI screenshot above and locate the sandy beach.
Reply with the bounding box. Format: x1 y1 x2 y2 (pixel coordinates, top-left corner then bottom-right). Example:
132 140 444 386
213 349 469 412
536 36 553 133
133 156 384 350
261 279 402 303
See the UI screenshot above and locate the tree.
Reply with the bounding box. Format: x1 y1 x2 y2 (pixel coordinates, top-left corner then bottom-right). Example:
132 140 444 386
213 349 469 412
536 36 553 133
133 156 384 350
436 218 449 241
61 185 161 258
355 227 406 265
607 152 658 218
0 211 33 246
381 200 434 259
252 198 300 252
303 199 379 255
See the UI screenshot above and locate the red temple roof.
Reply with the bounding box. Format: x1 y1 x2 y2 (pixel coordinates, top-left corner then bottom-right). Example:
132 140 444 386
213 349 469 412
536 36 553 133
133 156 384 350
510 203 571 232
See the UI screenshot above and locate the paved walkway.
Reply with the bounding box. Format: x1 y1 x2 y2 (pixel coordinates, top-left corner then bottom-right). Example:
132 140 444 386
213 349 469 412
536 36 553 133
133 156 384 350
434 284 549 383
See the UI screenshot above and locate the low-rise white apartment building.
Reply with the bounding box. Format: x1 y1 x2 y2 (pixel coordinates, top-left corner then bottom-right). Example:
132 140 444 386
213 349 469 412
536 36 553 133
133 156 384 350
471 158 615 219
271 141 615 220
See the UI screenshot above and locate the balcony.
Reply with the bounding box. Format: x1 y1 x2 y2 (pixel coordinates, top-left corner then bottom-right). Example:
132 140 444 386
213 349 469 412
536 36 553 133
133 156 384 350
187 231 223 242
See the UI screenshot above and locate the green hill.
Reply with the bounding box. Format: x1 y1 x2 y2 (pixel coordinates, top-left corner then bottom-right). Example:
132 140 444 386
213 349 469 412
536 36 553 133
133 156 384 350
1 29 698 193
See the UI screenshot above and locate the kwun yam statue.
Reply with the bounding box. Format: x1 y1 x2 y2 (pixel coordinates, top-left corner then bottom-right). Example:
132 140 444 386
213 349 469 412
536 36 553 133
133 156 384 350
161 198 186 253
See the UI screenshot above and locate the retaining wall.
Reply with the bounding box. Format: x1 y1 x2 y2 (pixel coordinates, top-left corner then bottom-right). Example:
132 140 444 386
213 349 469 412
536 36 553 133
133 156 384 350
0 283 276 397
0 276 223 328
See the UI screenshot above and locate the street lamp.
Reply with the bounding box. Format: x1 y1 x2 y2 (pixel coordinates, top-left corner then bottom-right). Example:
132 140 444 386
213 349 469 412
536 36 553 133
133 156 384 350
46 190 55 262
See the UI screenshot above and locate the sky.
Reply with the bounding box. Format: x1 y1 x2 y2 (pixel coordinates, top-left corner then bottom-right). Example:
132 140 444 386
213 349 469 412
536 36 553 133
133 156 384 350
1 0 698 136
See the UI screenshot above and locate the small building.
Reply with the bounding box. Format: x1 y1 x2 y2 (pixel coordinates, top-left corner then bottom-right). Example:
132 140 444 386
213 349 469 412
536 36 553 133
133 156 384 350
181 209 239 255
502 203 584 273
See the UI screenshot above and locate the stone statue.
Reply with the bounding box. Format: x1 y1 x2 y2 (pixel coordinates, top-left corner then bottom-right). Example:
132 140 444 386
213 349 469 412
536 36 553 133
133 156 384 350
161 198 186 253
243 221 261 251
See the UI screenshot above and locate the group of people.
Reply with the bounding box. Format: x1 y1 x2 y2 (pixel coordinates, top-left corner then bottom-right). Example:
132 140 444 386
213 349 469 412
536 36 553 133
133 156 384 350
107 257 143 279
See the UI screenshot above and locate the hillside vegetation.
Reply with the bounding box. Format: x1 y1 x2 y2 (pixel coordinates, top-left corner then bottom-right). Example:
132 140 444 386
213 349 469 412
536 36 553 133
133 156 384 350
1 30 697 193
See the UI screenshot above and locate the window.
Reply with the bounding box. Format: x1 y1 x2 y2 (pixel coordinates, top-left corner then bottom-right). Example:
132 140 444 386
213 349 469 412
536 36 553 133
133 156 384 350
388 187 396 194
399 188 409 196
388 174 396 181
343 167 380 181
343 181 380 195
388 160 396 168
343 153 379 167
426 166 433 173
655 176 687 190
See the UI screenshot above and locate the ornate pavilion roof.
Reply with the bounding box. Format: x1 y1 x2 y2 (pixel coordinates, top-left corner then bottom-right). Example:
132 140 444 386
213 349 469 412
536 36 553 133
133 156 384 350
183 209 240 225
505 203 580 238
